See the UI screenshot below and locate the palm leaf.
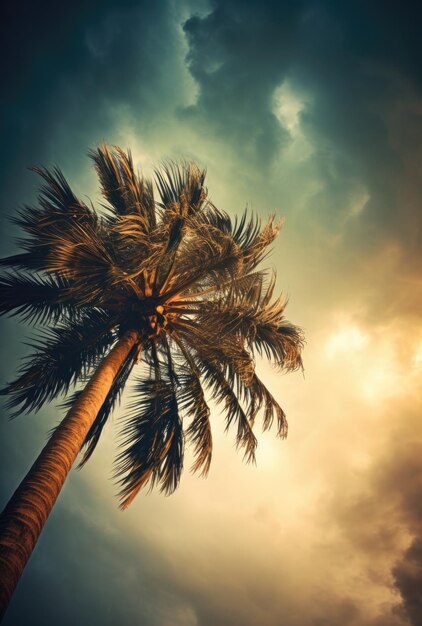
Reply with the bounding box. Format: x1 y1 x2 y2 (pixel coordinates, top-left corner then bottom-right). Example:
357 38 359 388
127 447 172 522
242 216 282 270
169 336 212 476
196 276 304 370
155 161 207 216
0 310 116 414
199 206 262 253
0 251 51 271
89 145 156 227
0 273 75 324
89 145 131 216
1 167 99 273
162 224 243 298
116 376 184 507
249 373 288 437
32 165 93 218
182 371 212 476
199 358 257 463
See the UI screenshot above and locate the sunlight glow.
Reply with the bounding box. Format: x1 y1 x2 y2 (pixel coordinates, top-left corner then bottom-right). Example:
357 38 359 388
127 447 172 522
360 366 398 403
325 326 369 358
414 342 422 367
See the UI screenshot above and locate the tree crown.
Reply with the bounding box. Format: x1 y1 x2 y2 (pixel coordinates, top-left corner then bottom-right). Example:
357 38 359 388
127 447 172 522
0 145 304 507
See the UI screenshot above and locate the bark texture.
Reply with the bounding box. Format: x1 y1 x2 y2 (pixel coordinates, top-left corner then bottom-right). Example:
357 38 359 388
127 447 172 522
0 329 140 622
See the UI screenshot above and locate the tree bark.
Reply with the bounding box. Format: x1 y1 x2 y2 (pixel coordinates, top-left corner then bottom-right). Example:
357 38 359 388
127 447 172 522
0 329 140 622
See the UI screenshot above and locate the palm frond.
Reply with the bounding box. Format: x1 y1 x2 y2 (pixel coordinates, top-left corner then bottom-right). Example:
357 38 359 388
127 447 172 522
252 320 304 371
242 215 282 270
31 165 93 218
0 273 76 324
155 161 207 216
115 375 184 507
2 167 99 273
197 207 279 270
182 371 212 476
0 251 49 271
111 218 172 287
196 275 304 370
173 315 256 389
169 336 212 476
0 310 116 414
19 167 98 239
163 223 243 298
45 220 136 303
199 206 262 252
249 373 288 437
89 145 156 227
199 358 257 463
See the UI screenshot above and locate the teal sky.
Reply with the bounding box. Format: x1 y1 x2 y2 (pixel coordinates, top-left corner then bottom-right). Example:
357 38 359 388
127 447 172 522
1 1 422 625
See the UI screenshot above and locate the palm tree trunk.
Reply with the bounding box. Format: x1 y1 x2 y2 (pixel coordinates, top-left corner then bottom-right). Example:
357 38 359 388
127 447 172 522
0 329 140 622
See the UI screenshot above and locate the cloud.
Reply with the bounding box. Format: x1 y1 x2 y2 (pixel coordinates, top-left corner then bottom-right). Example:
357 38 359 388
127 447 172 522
393 538 422 626
322 398 422 626
0 0 194 219
181 0 422 323
182 1 303 166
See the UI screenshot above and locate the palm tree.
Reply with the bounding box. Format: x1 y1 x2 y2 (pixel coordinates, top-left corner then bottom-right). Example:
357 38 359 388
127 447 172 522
0 145 304 620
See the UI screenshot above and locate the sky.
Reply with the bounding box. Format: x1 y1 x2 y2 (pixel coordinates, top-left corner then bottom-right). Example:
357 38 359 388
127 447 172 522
1 1 422 624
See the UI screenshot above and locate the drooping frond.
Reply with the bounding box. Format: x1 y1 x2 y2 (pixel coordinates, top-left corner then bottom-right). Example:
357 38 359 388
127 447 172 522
254 321 304 371
116 369 184 508
249 373 288 437
168 336 212 476
181 370 212 476
173 319 257 460
195 275 304 371
199 357 257 463
0 167 98 273
0 273 75 324
1 310 116 414
172 317 256 388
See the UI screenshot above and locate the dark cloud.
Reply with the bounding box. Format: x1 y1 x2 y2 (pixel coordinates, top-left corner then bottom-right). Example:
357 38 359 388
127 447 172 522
292 4 421 259
182 1 304 166
393 538 422 626
0 0 190 221
326 403 422 626
182 0 422 316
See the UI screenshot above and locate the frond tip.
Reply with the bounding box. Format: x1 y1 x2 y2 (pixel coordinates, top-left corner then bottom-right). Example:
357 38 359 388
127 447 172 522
1 144 304 505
